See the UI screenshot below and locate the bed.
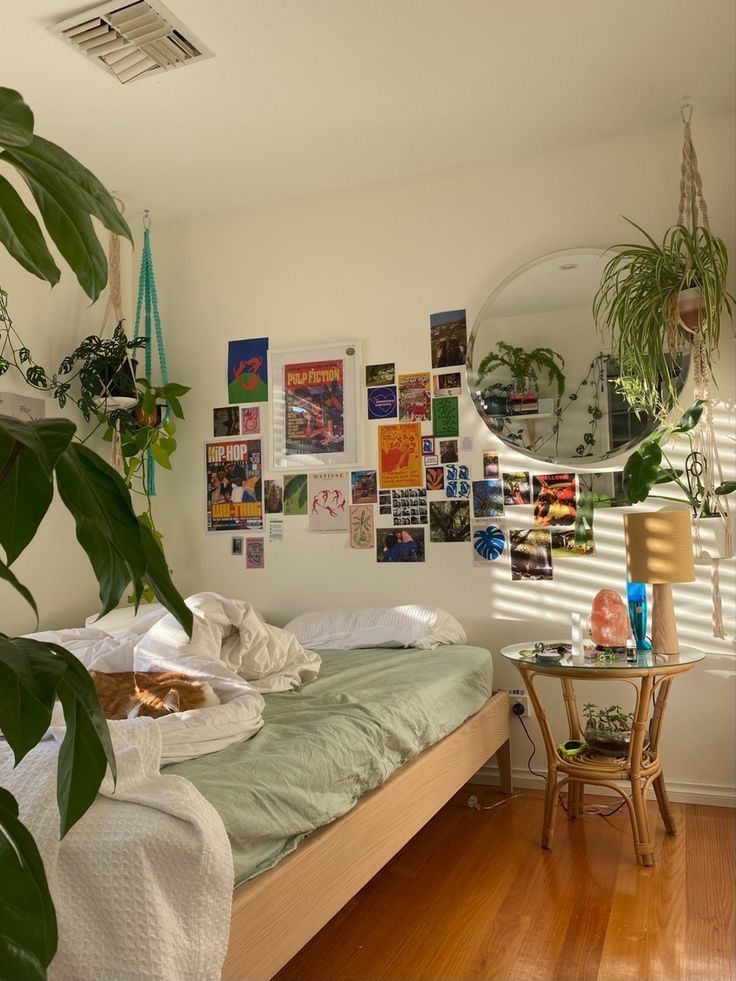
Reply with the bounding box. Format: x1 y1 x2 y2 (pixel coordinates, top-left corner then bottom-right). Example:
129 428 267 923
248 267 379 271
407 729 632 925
165 644 511 981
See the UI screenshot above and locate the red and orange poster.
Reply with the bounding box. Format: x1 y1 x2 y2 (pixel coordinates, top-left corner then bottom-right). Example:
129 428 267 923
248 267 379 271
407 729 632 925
284 359 344 455
378 423 423 489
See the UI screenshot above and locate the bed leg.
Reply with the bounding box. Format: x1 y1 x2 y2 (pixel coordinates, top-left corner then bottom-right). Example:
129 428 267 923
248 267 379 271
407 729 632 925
496 738 513 794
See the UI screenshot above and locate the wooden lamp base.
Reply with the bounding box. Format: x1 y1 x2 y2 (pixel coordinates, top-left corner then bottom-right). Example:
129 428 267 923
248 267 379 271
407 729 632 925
652 582 680 655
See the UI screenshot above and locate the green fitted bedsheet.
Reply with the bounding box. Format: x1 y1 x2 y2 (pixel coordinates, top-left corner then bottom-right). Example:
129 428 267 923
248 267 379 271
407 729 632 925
163 644 493 886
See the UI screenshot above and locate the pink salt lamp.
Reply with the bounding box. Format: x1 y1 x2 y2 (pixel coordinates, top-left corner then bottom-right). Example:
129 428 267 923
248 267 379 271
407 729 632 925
589 589 633 647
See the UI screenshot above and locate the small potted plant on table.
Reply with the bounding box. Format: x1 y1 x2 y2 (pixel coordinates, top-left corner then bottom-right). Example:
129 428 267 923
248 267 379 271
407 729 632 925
582 703 638 757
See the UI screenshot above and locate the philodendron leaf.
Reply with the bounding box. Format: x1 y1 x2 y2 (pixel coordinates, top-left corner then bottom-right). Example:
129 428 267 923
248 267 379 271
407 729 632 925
150 442 172 469
0 88 34 148
0 560 37 622
671 399 705 434
0 636 66 764
55 442 147 616
137 519 193 637
0 788 57 979
0 418 75 565
654 468 684 484
623 441 663 504
0 175 60 285
1 135 131 242
53 644 116 836
0 414 75 479
715 481 736 496
14 176 108 300
0 638 116 838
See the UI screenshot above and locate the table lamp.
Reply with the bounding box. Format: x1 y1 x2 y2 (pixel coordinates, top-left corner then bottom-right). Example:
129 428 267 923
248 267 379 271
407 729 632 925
623 509 695 655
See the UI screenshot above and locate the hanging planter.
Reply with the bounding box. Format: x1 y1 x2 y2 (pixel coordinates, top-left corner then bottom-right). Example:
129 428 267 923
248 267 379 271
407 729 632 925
91 354 138 412
677 285 706 332
593 220 732 411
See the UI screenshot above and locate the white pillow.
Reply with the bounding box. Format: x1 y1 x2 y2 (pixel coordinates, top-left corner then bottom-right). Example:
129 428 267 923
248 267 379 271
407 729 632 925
284 606 466 651
84 603 165 636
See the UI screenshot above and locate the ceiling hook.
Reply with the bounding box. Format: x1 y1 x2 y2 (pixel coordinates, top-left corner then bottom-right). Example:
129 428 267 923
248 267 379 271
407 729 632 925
143 209 151 229
680 96 693 124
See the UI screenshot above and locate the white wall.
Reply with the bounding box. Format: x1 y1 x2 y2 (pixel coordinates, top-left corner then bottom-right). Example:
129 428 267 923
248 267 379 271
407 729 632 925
0 230 133 635
145 112 736 802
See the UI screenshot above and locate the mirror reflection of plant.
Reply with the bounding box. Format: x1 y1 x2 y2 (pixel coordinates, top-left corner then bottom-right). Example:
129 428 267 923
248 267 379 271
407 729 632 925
622 399 736 512
478 341 566 397
500 353 606 459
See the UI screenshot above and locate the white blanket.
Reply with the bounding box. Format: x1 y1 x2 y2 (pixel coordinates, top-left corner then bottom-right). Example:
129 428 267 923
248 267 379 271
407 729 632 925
30 592 322 765
136 592 322 693
0 718 233 981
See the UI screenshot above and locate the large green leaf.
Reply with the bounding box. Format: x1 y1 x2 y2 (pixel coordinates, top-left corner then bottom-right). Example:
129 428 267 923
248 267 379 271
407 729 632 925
55 673 111 837
0 415 75 480
0 419 74 565
0 637 115 837
0 637 65 764
13 175 108 300
138 518 193 637
0 560 37 622
54 442 147 614
0 175 60 285
671 399 705 435
623 441 663 504
0 788 57 979
0 88 34 148
1 135 131 241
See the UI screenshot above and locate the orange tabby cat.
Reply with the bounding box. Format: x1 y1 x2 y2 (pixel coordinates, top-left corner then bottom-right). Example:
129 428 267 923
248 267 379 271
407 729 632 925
91 670 220 720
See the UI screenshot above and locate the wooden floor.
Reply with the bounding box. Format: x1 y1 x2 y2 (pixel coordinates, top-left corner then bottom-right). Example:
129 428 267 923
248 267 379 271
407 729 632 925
275 784 735 981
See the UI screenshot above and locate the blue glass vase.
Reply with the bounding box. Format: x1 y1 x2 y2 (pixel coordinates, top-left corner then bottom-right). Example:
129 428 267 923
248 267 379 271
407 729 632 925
626 578 651 650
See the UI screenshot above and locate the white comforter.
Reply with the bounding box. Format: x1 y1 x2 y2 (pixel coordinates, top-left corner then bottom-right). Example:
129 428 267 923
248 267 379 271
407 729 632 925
34 592 322 765
5 593 322 979
0 718 234 981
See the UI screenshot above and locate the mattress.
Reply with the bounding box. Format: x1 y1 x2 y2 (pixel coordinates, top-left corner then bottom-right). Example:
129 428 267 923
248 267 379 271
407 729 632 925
164 644 493 885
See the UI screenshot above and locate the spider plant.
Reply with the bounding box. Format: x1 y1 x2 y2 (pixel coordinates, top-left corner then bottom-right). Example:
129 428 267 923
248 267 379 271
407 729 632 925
593 217 734 414
477 341 566 398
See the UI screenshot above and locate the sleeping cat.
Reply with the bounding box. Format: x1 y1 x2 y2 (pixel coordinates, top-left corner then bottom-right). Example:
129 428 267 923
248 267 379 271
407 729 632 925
91 670 220 720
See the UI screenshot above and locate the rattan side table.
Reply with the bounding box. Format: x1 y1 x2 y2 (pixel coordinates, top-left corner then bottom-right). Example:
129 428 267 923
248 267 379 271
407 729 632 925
500 643 704 867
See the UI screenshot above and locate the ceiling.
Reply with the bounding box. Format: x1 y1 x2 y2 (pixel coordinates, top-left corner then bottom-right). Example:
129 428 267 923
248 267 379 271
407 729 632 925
3 0 735 222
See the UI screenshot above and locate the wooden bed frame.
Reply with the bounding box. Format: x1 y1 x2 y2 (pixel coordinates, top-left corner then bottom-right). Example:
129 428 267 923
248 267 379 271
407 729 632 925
222 689 512 981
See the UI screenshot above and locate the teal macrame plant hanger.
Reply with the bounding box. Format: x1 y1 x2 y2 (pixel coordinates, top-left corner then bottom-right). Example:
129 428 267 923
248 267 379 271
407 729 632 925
133 211 169 497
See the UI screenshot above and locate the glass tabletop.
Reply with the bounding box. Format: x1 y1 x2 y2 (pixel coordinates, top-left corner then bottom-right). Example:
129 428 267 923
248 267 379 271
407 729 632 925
500 641 705 670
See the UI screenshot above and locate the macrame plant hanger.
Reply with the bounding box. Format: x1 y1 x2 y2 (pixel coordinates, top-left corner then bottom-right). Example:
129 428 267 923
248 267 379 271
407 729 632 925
677 100 733 638
133 210 170 497
99 194 126 475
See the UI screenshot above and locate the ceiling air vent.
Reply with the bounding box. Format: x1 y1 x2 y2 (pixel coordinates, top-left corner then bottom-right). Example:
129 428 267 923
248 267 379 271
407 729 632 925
52 0 212 84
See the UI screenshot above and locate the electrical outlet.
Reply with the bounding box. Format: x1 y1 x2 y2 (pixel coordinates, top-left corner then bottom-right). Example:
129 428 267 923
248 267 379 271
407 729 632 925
507 689 528 717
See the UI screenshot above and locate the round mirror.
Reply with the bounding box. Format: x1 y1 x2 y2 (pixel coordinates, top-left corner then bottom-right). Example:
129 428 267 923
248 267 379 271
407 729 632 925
467 248 689 467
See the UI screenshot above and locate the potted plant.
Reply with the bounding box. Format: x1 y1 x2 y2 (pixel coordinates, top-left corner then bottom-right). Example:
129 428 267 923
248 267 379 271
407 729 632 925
593 218 734 414
622 399 736 524
582 703 638 757
0 85 192 979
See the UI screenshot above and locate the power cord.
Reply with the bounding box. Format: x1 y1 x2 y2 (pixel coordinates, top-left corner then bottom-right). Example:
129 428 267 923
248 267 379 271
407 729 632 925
511 708 627 821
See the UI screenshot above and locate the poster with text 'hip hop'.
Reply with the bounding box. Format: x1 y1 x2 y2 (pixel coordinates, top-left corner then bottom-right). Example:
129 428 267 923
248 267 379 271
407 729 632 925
206 439 263 531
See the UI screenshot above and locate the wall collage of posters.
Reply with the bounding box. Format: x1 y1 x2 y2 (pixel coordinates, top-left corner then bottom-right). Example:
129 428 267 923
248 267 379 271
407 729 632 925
209 313 593 578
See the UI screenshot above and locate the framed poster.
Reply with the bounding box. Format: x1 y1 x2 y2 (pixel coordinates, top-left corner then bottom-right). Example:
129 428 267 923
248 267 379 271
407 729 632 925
269 342 362 469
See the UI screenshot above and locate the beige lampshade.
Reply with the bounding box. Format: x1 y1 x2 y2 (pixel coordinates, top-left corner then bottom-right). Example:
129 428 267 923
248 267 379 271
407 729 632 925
624 509 695 584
